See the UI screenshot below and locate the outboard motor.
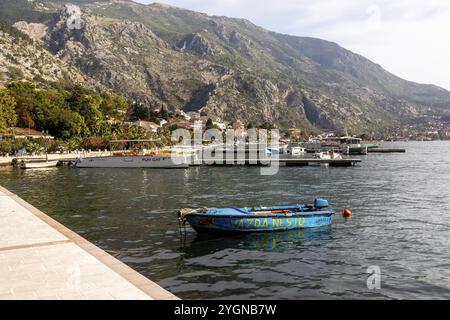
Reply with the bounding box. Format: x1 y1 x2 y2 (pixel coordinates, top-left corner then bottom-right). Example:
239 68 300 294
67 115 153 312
314 199 329 209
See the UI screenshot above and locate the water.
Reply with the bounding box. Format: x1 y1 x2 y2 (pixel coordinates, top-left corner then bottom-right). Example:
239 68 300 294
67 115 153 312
1 141 449 299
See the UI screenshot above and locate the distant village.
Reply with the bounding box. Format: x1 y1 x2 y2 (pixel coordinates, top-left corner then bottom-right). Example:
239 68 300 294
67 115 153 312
2 107 450 144
382 114 450 141
121 108 450 142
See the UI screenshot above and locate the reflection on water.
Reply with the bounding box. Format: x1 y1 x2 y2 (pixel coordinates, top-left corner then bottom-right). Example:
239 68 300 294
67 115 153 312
183 226 334 258
1 141 450 299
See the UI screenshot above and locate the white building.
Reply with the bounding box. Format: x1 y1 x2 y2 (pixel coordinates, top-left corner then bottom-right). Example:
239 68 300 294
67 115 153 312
175 110 191 121
132 121 160 133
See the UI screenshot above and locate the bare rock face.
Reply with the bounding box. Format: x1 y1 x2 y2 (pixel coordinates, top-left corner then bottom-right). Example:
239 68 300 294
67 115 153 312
1 0 449 132
0 25 97 87
13 21 48 42
176 33 214 56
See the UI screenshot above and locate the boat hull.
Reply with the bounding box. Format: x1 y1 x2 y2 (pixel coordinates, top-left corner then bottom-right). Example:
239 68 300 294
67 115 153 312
74 156 189 168
185 211 334 233
20 161 59 169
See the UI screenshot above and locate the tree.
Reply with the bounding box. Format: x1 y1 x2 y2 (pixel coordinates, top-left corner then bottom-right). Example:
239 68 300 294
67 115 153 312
100 93 129 121
131 103 152 121
6 81 37 129
33 88 67 131
113 123 147 141
205 118 214 130
65 85 104 135
260 121 276 130
83 136 108 151
160 106 169 120
0 89 17 133
45 108 87 140
0 140 25 156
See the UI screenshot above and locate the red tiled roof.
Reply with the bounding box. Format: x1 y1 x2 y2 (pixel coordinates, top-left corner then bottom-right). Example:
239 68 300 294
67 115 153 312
14 127 51 136
1 128 53 137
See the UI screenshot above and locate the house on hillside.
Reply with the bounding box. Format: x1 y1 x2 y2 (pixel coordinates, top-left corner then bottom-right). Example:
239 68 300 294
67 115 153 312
213 120 228 131
167 119 192 130
230 120 245 131
288 128 302 139
0 127 54 140
132 120 160 133
175 109 191 121
186 112 201 120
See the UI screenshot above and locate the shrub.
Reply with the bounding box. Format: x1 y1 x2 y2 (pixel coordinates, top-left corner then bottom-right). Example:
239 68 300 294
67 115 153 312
0 139 25 156
8 66 24 80
82 136 108 151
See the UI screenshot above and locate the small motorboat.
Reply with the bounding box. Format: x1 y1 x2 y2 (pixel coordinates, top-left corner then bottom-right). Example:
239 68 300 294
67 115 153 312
19 160 59 169
179 199 334 233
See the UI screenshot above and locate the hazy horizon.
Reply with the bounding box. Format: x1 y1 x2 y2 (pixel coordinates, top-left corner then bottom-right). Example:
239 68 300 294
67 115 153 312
135 0 450 91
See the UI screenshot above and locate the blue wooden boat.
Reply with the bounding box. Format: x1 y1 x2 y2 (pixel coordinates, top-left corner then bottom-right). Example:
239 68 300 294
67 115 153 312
178 199 334 233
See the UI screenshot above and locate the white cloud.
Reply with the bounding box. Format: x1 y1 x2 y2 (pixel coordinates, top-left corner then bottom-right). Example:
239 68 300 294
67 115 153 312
136 0 450 89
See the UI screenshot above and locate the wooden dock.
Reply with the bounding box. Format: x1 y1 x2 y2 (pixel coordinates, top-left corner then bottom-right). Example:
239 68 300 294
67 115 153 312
368 148 406 153
200 158 362 167
0 184 178 300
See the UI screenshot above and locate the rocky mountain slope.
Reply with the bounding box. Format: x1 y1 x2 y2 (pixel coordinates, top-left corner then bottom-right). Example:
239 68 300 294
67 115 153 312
0 22 98 88
1 0 450 132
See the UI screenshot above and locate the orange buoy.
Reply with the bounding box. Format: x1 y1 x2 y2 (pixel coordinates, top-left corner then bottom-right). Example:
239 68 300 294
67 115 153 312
343 209 353 217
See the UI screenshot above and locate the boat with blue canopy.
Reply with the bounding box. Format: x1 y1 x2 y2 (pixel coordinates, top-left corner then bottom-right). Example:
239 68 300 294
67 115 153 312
178 199 334 233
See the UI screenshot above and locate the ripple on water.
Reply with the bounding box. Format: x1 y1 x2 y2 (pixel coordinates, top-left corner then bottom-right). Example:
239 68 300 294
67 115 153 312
1 141 450 299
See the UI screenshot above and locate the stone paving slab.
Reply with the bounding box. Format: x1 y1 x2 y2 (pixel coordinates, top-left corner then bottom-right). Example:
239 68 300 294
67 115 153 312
0 196 68 249
0 185 178 300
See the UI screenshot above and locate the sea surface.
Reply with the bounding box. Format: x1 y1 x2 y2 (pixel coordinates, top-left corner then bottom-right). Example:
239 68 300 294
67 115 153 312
1 141 449 299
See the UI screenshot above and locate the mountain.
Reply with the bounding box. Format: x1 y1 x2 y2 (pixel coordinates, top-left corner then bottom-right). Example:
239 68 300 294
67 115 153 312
1 0 449 133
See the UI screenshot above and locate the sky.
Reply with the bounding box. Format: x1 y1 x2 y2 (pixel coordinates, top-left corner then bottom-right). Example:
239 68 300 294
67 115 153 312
135 0 450 90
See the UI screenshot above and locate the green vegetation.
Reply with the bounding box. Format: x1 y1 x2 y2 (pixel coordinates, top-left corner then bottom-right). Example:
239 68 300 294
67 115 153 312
0 88 17 133
0 81 155 153
0 138 74 156
205 118 214 130
0 0 55 25
1 0 449 137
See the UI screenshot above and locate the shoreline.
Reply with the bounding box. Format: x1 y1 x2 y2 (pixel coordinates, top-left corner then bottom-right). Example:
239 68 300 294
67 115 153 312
0 152 112 166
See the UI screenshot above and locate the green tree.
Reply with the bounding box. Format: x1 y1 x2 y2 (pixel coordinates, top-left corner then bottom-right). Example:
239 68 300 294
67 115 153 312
260 121 276 130
83 136 108 151
0 89 18 133
205 118 214 130
160 106 169 120
131 103 157 121
66 137 83 152
46 108 87 140
100 93 129 121
114 123 148 141
33 89 67 131
24 140 41 155
65 85 104 135
7 81 37 129
0 140 25 156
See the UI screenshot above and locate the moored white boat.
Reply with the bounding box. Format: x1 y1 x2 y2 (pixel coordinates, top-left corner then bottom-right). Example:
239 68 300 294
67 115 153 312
305 151 343 167
290 147 306 156
74 154 189 168
19 160 59 169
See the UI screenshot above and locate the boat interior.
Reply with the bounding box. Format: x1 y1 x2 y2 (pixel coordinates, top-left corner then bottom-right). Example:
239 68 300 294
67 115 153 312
239 205 322 215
